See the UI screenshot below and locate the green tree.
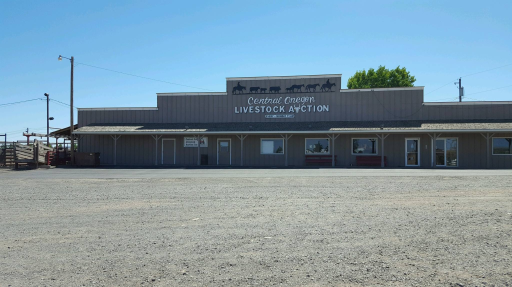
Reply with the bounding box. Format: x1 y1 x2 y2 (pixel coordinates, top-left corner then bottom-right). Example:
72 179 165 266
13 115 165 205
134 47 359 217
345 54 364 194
347 65 416 89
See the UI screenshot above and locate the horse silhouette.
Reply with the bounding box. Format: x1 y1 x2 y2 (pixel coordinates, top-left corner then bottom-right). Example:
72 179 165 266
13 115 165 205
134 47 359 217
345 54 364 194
290 84 304 92
250 87 260 93
259 88 267 93
305 83 320 92
232 82 246 94
320 81 336 92
269 86 281 93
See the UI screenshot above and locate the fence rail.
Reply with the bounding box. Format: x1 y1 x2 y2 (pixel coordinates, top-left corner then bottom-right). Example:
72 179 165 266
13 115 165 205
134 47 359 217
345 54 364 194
1 142 17 167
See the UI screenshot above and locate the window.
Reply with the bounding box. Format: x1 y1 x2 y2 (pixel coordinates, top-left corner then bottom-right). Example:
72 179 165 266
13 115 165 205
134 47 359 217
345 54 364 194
493 138 512 155
435 138 458 167
219 141 229 153
352 138 377 155
305 138 330 154
260 139 284 154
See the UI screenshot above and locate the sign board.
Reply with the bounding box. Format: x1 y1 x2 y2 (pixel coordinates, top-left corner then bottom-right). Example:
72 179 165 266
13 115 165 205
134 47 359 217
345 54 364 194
184 137 208 148
234 95 329 117
265 114 295 119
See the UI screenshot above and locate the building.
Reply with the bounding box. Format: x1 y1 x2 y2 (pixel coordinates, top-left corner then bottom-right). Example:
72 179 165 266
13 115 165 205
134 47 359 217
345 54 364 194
75 74 512 168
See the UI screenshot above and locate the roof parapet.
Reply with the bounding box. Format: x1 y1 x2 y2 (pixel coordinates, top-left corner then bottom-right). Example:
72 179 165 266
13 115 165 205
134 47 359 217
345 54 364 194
226 74 342 81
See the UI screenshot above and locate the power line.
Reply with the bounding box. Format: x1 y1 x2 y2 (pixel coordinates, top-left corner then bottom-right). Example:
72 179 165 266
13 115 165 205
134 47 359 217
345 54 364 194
76 62 214 92
0 97 77 109
429 96 459 102
425 81 456 95
426 63 512 95
5 127 47 136
50 98 78 109
460 63 512 78
0 98 43 107
465 84 512 96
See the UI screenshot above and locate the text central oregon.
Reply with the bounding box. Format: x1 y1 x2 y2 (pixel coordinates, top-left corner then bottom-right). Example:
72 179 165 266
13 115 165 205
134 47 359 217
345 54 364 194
234 96 330 114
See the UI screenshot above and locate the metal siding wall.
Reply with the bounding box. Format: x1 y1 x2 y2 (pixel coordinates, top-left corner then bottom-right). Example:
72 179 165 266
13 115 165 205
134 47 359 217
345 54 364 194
77 91 512 127
79 133 511 168
76 76 512 169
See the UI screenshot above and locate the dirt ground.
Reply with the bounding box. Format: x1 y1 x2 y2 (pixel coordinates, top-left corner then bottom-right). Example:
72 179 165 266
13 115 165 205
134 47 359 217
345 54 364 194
1 170 511 286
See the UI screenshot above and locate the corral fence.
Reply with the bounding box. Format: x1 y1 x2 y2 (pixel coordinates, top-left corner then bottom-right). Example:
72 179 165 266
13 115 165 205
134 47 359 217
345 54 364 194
1 140 54 169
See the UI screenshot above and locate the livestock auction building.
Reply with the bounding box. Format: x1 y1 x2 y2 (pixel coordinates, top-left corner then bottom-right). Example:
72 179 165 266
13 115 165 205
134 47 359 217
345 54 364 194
75 74 512 168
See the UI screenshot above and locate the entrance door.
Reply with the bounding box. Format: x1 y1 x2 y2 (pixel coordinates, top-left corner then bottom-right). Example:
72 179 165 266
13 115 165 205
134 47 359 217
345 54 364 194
435 138 458 167
405 138 420 166
162 139 176 165
217 139 231 165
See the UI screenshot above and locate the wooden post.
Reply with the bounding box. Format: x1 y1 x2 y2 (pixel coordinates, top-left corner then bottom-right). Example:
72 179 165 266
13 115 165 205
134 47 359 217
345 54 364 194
110 135 121 165
431 133 435 167
376 134 389 168
34 140 39 169
196 135 202 166
151 135 162 166
480 133 494 169
329 134 340 167
236 135 247 166
14 142 18 170
281 134 293 167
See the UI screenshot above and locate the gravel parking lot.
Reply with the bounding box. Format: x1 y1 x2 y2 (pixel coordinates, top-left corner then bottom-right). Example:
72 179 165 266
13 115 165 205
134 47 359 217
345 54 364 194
1 169 511 286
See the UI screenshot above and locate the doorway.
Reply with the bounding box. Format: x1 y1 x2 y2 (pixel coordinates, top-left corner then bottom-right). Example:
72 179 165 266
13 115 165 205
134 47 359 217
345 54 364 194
161 138 176 165
435 138 458 167
217 138 231 165
405 138 420 166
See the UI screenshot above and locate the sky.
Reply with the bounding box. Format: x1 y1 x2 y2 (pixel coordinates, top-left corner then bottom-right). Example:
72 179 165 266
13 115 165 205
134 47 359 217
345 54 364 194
1 0 511 141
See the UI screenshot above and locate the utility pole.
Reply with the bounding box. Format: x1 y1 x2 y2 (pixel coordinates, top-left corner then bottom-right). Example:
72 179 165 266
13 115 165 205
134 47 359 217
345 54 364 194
44 93 50 145
59 55 75 164
456 78 464 102
25 128 30 144
70 56 74 164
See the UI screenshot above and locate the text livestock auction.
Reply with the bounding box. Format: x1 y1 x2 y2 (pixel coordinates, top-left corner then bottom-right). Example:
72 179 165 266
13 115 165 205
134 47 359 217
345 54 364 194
234 96 329 114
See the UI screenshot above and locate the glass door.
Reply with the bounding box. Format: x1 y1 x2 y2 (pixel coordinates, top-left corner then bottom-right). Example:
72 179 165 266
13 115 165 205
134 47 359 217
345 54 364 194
445 139 458 167
435 138 458 167
436 139 446 166
406 138 420 166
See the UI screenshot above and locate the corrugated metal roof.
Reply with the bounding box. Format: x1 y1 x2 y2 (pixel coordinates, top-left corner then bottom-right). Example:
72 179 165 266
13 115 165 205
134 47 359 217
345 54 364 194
74 120 512 135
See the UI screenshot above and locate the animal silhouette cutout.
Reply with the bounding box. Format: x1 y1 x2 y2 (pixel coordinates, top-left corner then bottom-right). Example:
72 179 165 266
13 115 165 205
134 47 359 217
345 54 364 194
250 87 260 93
290 84 304 92
259 88 267 93
320 80 336 92
286 87 294 93
269 86 281 93
305 84 320 92
232 82 246 94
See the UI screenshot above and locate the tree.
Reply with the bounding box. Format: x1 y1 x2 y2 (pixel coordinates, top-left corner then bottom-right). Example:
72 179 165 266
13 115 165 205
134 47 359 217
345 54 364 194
347 65 416 89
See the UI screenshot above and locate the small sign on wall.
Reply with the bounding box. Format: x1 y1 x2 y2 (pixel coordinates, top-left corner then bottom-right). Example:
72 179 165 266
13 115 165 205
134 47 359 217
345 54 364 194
184 137 208 148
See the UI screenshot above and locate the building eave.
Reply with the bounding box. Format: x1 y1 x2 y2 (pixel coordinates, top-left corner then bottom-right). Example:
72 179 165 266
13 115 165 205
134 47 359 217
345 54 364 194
74 129 512 136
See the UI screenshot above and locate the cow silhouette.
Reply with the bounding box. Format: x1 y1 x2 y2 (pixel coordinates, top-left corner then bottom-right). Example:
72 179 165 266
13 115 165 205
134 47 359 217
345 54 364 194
305 83 320 92
259 88 267 93
286 87 294 93
232 82 246 94
269 86 281 93
320 80 336 92
290 84 304 92
250 87 260 93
